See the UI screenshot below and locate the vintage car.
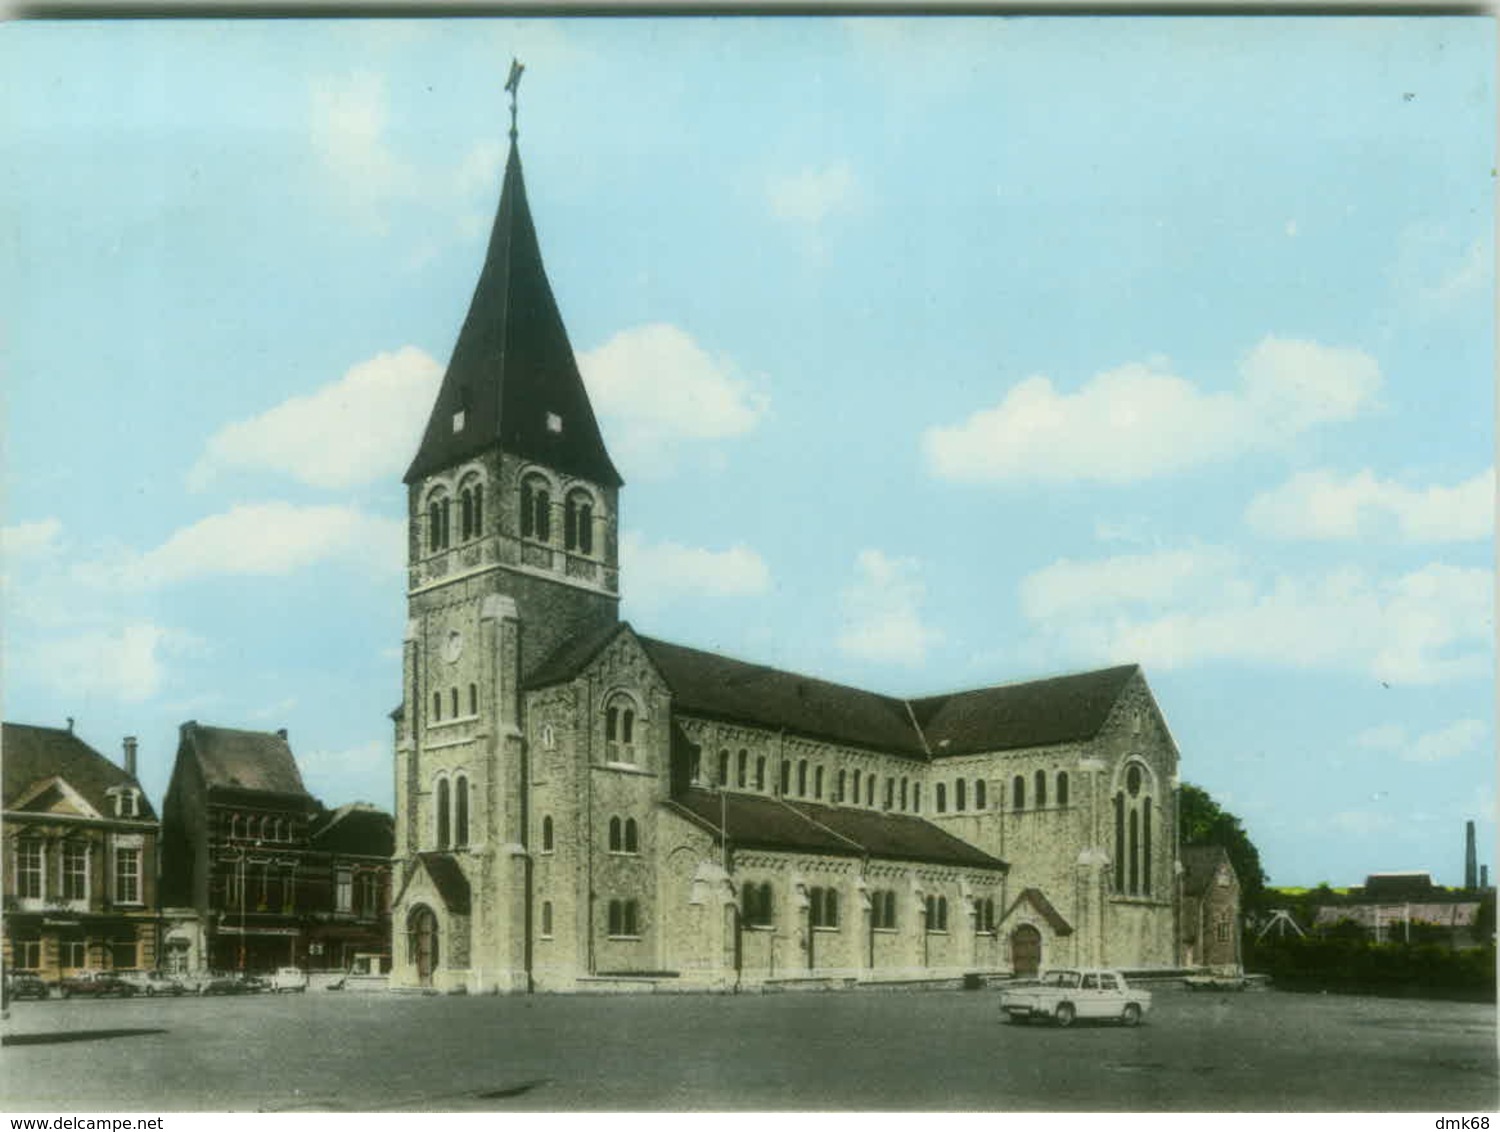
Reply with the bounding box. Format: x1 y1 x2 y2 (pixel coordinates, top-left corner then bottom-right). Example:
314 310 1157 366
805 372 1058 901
196 971 247 996
999 968 1151 1027
117 970 189 997
58 970 137 999
5 971 51 1000
269 967 309 993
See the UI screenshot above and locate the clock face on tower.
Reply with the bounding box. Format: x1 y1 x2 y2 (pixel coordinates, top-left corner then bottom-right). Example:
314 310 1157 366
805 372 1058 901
443 629 463 664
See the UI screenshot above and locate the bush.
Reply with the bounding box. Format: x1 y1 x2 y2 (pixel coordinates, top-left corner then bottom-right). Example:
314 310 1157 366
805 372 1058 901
1245 935 1495 1001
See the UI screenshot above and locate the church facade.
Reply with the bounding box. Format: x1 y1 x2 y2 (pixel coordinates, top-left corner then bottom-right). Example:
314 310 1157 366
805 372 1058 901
388 117 1182 994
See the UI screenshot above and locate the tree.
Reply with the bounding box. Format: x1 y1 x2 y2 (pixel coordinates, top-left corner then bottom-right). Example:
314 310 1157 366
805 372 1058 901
1179 782 1268 911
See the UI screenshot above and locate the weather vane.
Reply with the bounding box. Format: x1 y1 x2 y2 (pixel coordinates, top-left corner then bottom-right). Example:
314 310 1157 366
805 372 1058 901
505 58 525 140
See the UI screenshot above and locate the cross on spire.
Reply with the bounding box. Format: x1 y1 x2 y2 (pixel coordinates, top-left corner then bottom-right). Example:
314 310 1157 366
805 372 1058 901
505 58 525 140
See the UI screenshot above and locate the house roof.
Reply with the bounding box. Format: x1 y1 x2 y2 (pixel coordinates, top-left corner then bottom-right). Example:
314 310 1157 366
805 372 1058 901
1001 887 1074 936
1314 902 1479 929
404 139 621 488
2 722 155 820
311 803 395 857
177 722 312 800
1359 872 1438 901
1181 844 1235 897
416 852 472 915
527 625 1143 761
911 665 1140 757
670 787 1007 871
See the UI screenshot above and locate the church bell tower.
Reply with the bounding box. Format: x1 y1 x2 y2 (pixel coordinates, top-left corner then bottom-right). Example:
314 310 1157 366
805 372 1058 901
391 64 622 993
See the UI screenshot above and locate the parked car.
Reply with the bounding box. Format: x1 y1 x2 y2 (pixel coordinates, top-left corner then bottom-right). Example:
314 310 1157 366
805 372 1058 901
5 971 51 1000
117 970 189 997
58 970 136 999
999 968 1152 1027
239 973 270 994
269 967 308 993
196 971 245 996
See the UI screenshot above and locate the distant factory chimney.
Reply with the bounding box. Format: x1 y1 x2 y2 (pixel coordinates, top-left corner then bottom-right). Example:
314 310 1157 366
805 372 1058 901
1465 820 1478 889
123 736 138 778
66 716 74 733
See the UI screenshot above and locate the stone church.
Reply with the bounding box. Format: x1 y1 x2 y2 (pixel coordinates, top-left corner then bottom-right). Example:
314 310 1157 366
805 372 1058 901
388 111 1182 994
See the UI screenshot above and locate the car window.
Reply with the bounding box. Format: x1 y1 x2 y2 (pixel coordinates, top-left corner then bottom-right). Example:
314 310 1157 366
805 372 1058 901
1100 974 1118 991
1082 974 1099 990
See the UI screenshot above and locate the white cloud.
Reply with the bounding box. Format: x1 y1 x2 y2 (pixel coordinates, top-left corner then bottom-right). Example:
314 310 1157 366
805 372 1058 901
836 550 942 667
923 336 1381 485
1019 548 1491 685
296 738 390 805
31 623 193 703
579 324 769 476
308 72 503 234
111 503 405 588
767 162 857 226
1356 718 1488 764
619 531 770 612
1390 221 1493 317
1 518 62 558
189 347 443 491
1246 467 1494 543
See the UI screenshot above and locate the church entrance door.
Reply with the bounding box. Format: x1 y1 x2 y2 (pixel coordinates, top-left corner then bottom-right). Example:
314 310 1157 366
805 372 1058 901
1010 924 1042 977
409 906 438 987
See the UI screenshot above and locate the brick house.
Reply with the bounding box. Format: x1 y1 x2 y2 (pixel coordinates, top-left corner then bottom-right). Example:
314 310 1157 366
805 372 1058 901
158 722 393 975
387 113 1184 994
2 722 159 981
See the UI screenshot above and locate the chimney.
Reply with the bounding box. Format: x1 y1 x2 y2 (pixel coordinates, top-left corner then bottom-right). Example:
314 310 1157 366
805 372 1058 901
1465 820 1478 889
66 716 74 734
1483 865 1490 890
123 736 138 779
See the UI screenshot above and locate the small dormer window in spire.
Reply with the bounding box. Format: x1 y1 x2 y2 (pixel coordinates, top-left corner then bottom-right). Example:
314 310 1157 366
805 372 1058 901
452 409 466 433
546 412 563 434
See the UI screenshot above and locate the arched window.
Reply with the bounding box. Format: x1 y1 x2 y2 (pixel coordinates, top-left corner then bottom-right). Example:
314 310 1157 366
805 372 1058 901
427 492 451 553
737 749 748 788
955 778 967 812
936 783 947 813
814 765 824 800
1057 771 1070 807
797 760 808 797
780 760 791 796
836 769 847 803
469 683 478 716
520 475 551 541
1012 775 1026 811
541 900 553 937
742 881 774 928
870 889 897 930
450 687 459 718
884 778 894 811
810 887 840 928
852 769 862 804
974 779 986 810
865 776 876 806
454 774 469 848
229 814 242 840
472 483 483 536
541 815 554 852
609 816 623 852
1113 762 1153 896
688 749 701 784
608 899 639 937
436 778 451 850
604 696 638 763
624 818 639 853
900 778 909 811
714 749 727 785
460 489 473 541
913 782 922 813
755 756 766 791
564 489 595 555
432 691 442 722
925 895 949 932
978 897 996 933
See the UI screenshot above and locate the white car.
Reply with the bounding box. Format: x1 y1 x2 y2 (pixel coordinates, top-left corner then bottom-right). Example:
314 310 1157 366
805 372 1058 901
269 966 308 993
999 968 1152 1027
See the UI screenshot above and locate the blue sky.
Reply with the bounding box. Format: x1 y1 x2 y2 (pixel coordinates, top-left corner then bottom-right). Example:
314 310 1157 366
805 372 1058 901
3 16 1493 889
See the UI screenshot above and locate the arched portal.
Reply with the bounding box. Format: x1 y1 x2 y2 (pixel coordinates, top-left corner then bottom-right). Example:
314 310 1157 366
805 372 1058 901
1009 924 1042 977
408 905 439 988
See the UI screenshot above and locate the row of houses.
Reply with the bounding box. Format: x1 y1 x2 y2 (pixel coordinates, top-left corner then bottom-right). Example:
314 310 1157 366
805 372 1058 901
2 720 393 983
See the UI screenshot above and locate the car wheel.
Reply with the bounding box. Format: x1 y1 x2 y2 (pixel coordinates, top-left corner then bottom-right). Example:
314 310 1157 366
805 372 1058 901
1121 1003 1142 1027
1006 1012 1029 1025
1054 1002 1076 1028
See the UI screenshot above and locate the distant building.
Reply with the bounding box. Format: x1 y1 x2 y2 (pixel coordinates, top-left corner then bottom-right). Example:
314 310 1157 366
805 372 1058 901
1312 872 1488 949
1179 844 1241 971
2 722 159 980
158 722 392 974
387 107 1186 994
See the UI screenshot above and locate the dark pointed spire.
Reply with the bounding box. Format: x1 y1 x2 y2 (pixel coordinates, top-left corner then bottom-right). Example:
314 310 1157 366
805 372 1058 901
404 127 621 488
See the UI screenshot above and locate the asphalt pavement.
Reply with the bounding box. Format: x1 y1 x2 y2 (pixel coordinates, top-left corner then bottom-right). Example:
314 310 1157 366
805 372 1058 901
1 982 1495 1112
